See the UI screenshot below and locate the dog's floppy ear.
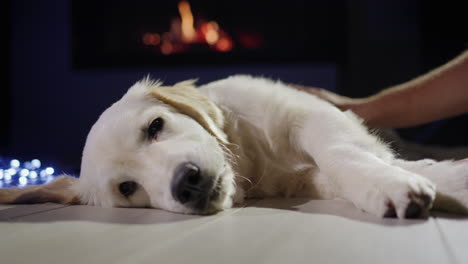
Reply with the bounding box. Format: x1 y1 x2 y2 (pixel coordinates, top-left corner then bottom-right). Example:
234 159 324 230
150 80 228 144
0 175 81 205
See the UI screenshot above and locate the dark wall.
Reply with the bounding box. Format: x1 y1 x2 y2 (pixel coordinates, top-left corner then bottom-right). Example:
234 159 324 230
343 0 468 97
1 1 11 149
344 0 422 97
6 0 336 173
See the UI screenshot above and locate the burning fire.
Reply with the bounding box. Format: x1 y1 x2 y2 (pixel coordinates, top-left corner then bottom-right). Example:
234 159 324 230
143 0 234 54
178 1 196 42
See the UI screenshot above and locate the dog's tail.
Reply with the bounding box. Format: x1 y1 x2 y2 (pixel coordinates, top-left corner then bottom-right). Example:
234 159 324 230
394 159 468 215
0 175 80 205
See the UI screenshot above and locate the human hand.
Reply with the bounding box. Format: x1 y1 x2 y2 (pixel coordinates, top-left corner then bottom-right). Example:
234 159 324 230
290 84 379 126
290 84 361 111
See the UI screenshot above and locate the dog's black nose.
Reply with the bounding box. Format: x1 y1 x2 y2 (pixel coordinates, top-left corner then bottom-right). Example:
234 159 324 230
171 162 213 209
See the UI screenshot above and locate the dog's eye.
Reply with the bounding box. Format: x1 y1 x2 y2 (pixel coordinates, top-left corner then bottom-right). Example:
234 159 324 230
148 117 164 139
119 181 137 197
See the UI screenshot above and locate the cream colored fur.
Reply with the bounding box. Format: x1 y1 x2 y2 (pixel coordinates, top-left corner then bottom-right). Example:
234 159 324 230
1 75 467 218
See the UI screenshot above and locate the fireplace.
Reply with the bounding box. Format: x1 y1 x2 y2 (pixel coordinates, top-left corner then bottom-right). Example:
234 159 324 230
72 0 346 68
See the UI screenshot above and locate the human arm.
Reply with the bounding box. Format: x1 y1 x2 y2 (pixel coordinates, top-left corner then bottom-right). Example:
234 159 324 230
294 50 468 128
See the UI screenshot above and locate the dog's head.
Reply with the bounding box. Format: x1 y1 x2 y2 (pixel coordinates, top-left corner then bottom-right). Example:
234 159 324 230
0 79 236 214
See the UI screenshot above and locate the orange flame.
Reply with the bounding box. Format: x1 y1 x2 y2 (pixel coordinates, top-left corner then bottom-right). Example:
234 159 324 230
143 1 236 55
201 21 220 45
178 0 196 42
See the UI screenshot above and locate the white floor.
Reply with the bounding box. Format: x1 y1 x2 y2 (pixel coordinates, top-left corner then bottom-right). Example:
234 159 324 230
0 199 467 264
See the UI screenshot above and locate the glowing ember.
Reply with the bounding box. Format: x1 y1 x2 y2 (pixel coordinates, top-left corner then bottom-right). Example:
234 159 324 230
216 37 233 52
142 1 235 55
161 42 173 55
142 33 161 46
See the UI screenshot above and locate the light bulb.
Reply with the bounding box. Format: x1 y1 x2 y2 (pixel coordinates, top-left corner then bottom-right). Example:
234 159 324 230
31 159 41 168
18 176 28 186
10 159 20 168
20 169 29 177
45 167 55 175
29 171 38 179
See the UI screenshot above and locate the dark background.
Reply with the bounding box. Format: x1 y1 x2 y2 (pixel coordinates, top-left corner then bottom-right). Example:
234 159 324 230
2 0 467 175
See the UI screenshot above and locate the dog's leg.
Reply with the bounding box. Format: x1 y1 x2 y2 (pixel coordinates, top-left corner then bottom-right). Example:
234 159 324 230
294 108 436 218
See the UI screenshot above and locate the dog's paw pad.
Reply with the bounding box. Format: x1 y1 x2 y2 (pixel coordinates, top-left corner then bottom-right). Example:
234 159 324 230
418 193 433 207
383 200 397 218
404 201 423 218
362 172 436 219
401 192 433 218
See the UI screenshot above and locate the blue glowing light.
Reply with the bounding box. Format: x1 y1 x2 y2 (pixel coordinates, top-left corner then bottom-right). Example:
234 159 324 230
29 171 38 179
4 172 12 181
10 159 20 168
20 169 29 177
31 159 41 168
45 167 55 175
0 157 63 188
18 176 28 186
24 162 33 170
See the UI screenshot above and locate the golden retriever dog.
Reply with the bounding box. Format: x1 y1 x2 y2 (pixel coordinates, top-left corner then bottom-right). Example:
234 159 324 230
1 76 467 218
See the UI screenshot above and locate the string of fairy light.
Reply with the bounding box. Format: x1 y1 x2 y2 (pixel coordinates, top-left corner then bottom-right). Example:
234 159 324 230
0 157 58 188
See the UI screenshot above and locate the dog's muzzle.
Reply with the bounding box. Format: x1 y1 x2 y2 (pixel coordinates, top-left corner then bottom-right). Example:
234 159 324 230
171 162 218 211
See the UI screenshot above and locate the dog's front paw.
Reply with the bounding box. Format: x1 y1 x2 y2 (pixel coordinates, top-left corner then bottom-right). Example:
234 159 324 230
359 171 436 219
383 189 434 219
